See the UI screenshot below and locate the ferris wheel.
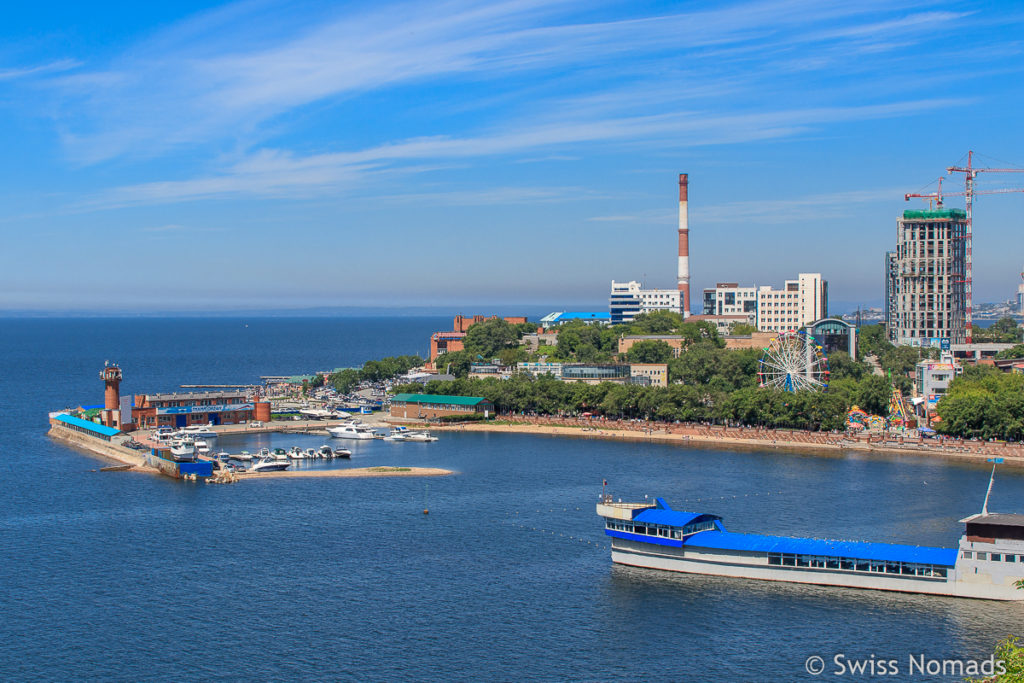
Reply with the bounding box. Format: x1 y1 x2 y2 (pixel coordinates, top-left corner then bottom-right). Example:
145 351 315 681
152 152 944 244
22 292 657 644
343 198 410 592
757 330 830 392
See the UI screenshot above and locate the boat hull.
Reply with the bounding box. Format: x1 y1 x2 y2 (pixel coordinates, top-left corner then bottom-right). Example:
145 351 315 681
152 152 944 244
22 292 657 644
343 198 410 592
610 539 1023 601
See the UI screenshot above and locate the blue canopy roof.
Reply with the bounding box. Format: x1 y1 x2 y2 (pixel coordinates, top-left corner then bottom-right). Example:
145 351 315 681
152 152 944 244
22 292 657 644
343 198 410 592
683 529 957 566
54 413 121 437
634 498 721 527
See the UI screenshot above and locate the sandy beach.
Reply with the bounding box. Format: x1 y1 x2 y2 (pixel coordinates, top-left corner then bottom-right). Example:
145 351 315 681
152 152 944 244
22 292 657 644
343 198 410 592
232 466 453 480
427 418 1024 466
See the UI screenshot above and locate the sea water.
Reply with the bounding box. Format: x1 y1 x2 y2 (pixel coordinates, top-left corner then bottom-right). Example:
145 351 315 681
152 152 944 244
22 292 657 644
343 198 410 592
1 317 1021 682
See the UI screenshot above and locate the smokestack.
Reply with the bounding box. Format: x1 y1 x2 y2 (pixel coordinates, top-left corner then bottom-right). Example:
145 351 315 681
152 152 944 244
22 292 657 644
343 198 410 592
677 173 690 317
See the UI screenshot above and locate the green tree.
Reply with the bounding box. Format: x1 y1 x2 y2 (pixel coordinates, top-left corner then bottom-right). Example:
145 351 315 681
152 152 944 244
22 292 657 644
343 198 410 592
626 340 674 364
970 636 1024 682
996 343 1024 360
436 350 473 377
827 351 867 381
310 374 325 389
729 322 757 336
463 318 521 358
629 311 684 334
329 368 361 394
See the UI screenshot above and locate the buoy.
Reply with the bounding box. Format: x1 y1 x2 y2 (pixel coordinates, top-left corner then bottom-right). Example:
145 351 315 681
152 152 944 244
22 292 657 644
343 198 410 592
423 509 429 515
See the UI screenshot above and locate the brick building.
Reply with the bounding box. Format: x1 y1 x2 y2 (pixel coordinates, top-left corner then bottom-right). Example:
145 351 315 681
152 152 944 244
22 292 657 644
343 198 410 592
390 394 494 420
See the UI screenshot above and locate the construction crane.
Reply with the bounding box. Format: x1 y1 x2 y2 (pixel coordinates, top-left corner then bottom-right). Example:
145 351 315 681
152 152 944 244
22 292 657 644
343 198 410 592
943 151 1024 342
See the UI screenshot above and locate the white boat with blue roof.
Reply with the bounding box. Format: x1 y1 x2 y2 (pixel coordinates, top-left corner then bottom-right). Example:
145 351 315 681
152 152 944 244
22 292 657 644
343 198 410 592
597 473 1024 601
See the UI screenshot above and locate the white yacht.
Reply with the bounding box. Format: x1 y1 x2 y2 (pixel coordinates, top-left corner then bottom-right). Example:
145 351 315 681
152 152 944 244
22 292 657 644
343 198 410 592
194 439 212 455
232 451 254 462
175 423 218 439
319 445 351 459
168 438 197 461
288 446 306 459
405 431 438 443
251 457 290 473
328 422 377 440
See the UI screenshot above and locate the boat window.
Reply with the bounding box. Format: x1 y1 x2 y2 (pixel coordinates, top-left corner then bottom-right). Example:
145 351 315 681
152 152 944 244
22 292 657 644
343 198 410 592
782 554 796 566
962 550 973 559
885 563 900 574
901 564 916 575
869 561 885 573
976 552 988 561
767 553 782 565
855 559 869 572
991 554 1002 562
811 557 826 569
826 558 840 570
634 526 648 535
933 567 947 578
796 555 810 567
1005 555 1016 562
673 531 682 539
840 559 854 571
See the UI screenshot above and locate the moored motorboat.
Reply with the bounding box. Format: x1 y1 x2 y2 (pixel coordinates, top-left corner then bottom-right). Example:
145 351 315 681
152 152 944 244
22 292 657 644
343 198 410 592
328 421 377 440
319 445 351 459
251 457 290 473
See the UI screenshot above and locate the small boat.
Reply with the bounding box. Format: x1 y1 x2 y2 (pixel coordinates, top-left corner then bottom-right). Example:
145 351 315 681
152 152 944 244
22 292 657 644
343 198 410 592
251 457 290 473
328 422 377 440
194 439 212 455
232 451 254 462
319 445 350 459
175 423 218 439
288 446 306 459
383 426 410 442
168 438 197 462
404 431 438 443
305 448 319 459
271 448 290 463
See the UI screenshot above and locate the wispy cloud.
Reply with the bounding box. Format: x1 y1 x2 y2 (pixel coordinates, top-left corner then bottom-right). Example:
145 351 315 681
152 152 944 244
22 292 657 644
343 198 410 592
0 59 80 81
695 188 907 224
84 96 969 208
35 0 973 166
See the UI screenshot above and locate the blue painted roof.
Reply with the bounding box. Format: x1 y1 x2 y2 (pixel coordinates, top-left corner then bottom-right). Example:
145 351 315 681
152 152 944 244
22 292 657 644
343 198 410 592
683 529 957 566
55 413 121 437
558 312 610 320
634 498 721 527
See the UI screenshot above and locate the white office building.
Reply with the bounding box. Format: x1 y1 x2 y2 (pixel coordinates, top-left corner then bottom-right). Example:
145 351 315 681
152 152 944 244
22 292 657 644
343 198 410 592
757 273 828 333
609 281 682 325
702 282 757 326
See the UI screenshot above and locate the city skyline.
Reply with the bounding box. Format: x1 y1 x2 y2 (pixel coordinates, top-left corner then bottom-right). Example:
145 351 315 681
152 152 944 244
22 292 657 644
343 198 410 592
3 0 1024 312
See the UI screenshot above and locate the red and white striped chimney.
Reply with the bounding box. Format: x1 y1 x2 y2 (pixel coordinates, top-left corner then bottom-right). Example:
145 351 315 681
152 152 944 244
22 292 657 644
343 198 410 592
677 173 690 317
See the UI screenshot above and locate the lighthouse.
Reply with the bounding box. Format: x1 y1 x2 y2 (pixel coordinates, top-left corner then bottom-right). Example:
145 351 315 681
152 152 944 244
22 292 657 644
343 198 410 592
100 362 123 429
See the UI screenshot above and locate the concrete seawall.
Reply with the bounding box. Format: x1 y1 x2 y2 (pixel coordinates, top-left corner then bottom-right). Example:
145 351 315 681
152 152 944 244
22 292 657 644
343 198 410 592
48 424 154 471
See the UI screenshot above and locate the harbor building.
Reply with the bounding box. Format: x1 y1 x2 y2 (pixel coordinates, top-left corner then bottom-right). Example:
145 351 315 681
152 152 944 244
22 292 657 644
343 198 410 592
609 281 681 325
757 273 828 333
805 318 857 358
702 282 757 325
630 363 668 387
916 354 962 422
560 363 632 384
132 391 261 430
517 362 564 378
539 312 610 329
886 208 968 346
390 394 494 420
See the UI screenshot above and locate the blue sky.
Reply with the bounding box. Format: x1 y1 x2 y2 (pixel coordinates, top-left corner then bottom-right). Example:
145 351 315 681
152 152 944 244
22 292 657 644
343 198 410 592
2 0 1024 313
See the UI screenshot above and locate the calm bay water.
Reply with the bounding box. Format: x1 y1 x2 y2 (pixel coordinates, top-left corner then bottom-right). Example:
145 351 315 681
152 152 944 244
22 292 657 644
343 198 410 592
1 317 1022 682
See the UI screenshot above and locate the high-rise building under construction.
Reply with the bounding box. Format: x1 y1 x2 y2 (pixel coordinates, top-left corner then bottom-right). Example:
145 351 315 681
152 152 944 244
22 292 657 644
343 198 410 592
886 208 968 345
